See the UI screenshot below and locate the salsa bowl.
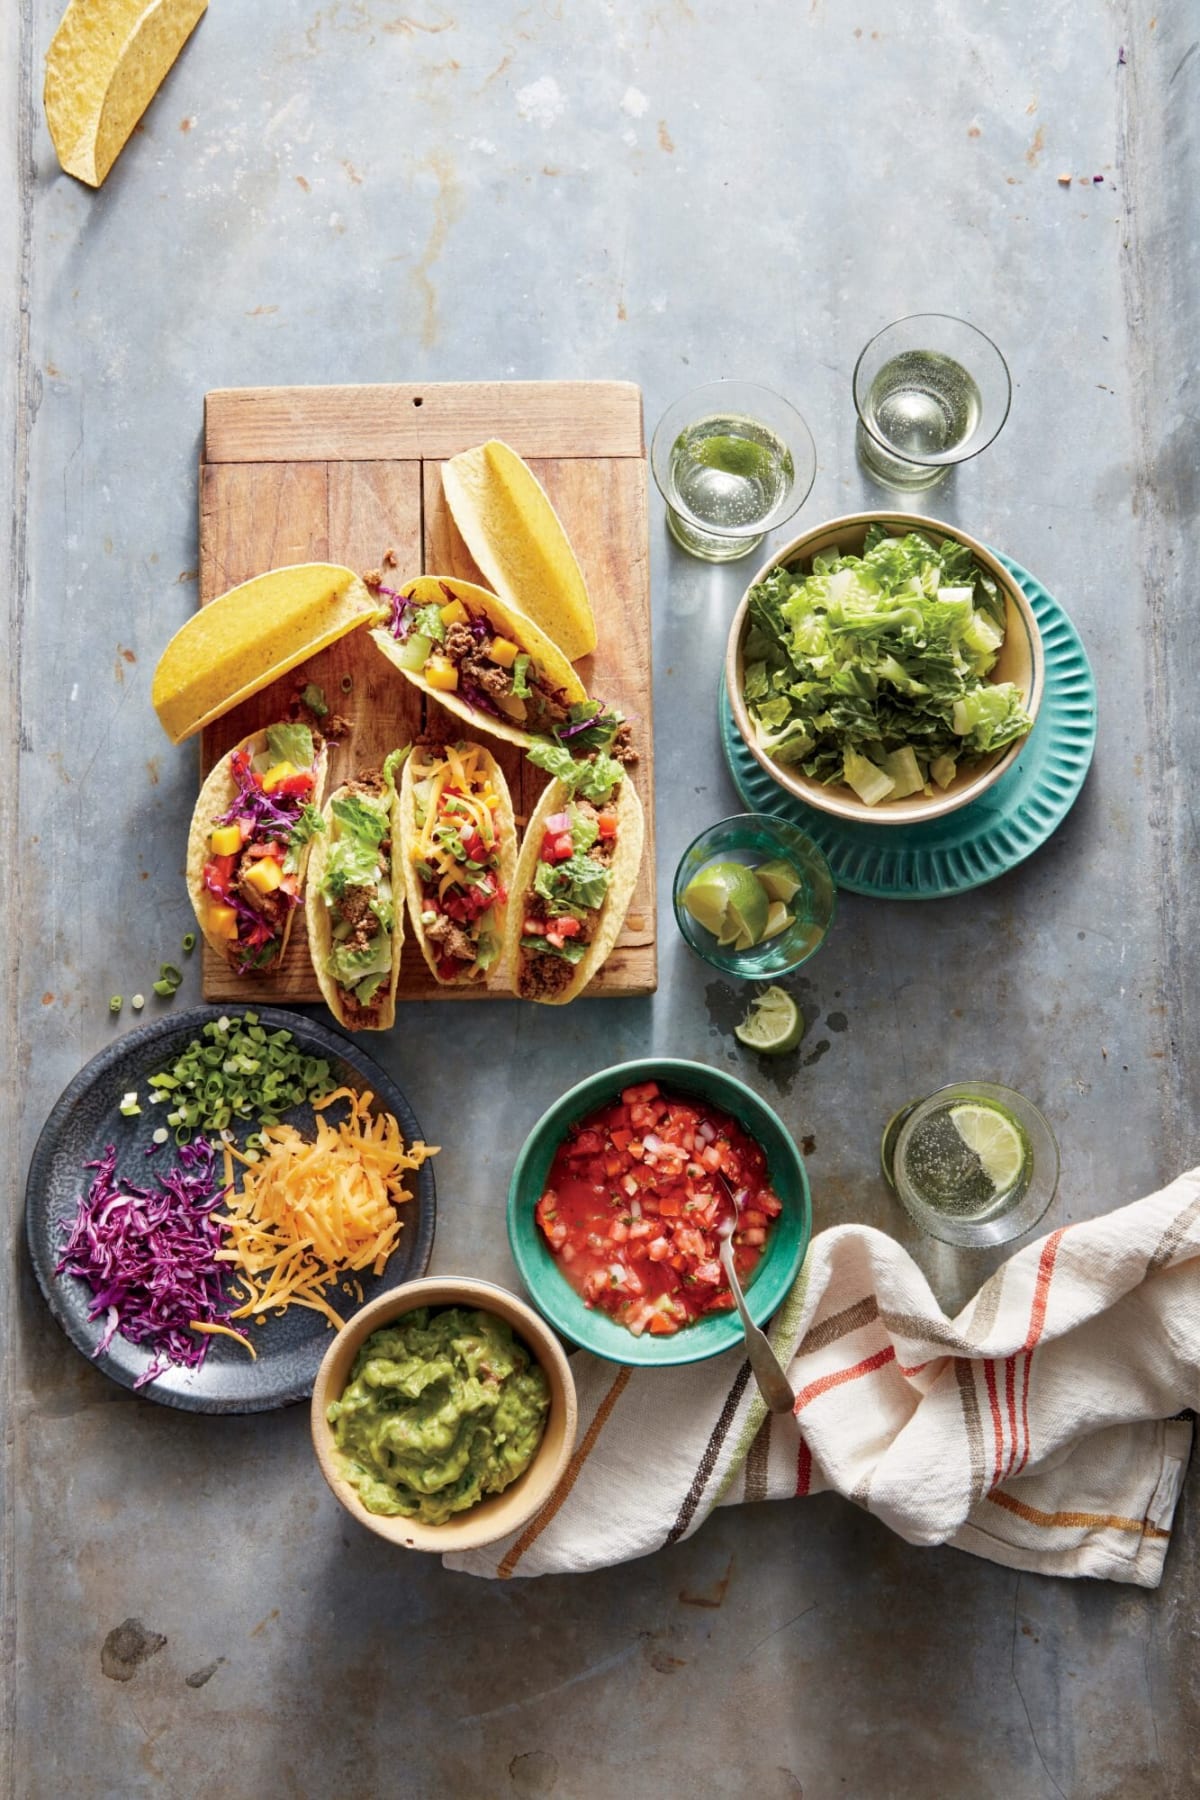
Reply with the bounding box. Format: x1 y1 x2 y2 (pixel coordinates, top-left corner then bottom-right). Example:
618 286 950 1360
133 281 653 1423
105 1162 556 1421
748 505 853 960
725 511 1044 826
508 1059 811 1368
311 1277 578 1553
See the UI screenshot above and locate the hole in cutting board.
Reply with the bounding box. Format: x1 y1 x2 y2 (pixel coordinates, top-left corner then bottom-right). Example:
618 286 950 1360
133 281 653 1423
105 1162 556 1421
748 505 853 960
412 396 423 407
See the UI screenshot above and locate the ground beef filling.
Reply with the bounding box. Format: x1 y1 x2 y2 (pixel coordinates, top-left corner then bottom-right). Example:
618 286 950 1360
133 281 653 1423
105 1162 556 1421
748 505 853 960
424 912 477 964
330 775 391 998
517 791 621 998
441 619 572 727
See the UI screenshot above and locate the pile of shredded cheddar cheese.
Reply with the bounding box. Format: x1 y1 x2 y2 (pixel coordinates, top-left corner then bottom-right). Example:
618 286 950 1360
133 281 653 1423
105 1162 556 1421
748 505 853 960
215 1087 436 1330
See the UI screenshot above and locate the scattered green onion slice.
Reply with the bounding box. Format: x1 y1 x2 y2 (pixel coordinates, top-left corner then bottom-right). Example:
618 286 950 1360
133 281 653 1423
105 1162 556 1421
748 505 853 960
152 979 174 997
152 1127 169 1145
131 994 145 1011
119 1091 141 1117
182 933 196 954
109 996 122 1014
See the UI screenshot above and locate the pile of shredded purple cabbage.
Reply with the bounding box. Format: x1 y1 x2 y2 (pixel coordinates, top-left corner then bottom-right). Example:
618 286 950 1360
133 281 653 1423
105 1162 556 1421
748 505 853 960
55 1138 234 1388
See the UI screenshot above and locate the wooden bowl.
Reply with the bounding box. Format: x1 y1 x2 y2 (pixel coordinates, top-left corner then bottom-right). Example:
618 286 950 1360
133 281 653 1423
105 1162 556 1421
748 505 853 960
311 1277 578 1553
725 512 1044 826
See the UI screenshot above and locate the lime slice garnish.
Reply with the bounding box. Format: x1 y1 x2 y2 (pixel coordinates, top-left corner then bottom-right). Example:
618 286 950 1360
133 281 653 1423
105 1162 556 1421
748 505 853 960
761 901 794 941
950 1103 1027 1192
734 986 804 1056
693 434 775 482
755 858 802 904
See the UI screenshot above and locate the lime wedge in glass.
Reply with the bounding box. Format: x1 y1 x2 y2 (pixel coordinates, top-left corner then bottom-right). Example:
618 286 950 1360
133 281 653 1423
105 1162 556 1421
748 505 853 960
950 1103 1028 1192
682 861 769 945
755 859 802 905
734 986 804 1056
761 901 794 941
693 434 778 482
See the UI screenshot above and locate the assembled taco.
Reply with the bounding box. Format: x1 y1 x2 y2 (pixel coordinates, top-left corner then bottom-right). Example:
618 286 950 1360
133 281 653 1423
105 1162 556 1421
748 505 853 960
369 575 588 750
187 723 328 975
504 744 645 1005
305 757 406 1031
400 740 517 987
441 440 597 662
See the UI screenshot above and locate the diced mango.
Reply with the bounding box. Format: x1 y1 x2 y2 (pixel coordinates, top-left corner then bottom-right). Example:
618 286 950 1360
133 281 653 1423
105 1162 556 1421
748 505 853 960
206 901 239 940
424 656 459 693
489 636 519 669
261 760 298 793
243 858 284 894
209 824 243 857
439 599 468 628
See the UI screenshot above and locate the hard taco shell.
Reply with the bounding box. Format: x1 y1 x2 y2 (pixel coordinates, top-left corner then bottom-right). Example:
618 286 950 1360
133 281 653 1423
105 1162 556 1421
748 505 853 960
305 779 404 1032
369 575 588 751
504 774 645 1005
399 742 517 988
441 441 597 662
186 728 329 971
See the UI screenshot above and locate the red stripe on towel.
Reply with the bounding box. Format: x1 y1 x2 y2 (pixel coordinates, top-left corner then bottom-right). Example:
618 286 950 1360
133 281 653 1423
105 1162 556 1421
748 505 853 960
792 1345 896 1414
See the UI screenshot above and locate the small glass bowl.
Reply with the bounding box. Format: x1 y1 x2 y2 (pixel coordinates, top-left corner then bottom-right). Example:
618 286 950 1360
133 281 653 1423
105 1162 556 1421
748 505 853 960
672 813 836 978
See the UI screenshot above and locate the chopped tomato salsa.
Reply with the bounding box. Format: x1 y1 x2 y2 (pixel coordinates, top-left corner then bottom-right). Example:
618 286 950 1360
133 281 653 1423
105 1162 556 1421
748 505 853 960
535 1082 782 1337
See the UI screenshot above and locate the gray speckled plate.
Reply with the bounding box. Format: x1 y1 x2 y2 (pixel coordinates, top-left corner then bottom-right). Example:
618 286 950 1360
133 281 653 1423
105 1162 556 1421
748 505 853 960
25 1004 437 1413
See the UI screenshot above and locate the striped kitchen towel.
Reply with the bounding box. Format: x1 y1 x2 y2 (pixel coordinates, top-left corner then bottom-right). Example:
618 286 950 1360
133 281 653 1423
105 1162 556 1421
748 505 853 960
446 1169 1198 1585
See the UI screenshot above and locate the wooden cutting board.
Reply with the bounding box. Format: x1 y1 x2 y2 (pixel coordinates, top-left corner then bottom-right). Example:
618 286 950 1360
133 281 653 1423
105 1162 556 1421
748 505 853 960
197 380 656 1003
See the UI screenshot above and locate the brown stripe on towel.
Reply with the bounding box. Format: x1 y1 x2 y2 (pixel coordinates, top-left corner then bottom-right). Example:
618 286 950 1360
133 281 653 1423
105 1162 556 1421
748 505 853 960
497 1366 631 1578
744 1415 772 1504
666 1360 753 1546
798 1294 878 1355
955 1355 987 1500
1148 1189 1200 1272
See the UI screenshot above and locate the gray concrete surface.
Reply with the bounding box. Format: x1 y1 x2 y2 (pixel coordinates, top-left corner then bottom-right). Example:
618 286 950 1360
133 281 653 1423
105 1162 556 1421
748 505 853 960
4 1 1198 1795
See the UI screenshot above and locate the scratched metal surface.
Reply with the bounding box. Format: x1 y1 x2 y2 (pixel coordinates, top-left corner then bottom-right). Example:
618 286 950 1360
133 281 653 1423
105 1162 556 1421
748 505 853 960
3 1 1198 1795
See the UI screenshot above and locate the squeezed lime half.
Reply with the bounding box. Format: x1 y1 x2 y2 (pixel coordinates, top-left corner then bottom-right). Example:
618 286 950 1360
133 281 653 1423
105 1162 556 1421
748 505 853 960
735 986 804 1055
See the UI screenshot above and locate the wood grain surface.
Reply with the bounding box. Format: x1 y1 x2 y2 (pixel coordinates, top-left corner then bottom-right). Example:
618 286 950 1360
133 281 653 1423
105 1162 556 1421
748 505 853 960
205 380 645 464
197 382 656 1005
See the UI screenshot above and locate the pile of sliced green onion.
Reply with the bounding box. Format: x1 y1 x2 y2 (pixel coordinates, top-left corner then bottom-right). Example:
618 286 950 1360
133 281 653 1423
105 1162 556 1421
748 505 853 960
146 1012 332 1144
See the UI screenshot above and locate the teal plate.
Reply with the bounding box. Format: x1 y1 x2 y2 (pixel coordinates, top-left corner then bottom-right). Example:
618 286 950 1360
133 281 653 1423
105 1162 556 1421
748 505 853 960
719 553 1097 899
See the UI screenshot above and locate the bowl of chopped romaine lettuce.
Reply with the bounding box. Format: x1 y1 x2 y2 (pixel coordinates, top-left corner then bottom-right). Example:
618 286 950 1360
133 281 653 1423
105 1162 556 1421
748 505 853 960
726 513 1042 824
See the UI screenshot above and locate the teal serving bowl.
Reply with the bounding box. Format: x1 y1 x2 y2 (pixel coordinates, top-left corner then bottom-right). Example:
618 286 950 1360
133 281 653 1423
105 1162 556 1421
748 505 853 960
507 1059 811 1368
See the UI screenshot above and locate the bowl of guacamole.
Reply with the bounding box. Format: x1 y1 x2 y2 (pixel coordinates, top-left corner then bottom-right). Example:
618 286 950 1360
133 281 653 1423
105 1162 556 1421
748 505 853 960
311 1277 578 1552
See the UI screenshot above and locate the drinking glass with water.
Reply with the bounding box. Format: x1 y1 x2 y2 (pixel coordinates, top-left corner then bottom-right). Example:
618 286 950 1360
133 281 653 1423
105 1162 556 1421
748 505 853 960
881 1081 1058 1247
651 380 816 562
853 315 1011 492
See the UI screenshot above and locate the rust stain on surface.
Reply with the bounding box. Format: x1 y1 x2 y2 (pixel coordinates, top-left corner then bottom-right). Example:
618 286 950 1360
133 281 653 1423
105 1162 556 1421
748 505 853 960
246 305 279 317
411 152 463 349
41 992 54 1006
146 757 160 785
120 646 137 663
657 119 675 152
296 174 311 191
249 1608 280 1637
479 50 512 88
679 1555 734 1609
383 11 456 34
1026 124 1046 166
341 159 363 184
180 115 195 132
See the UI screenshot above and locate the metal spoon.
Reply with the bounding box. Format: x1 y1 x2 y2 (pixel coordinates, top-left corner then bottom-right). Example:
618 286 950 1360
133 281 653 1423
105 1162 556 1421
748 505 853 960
717 1214 796 1413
